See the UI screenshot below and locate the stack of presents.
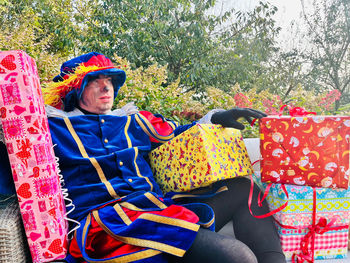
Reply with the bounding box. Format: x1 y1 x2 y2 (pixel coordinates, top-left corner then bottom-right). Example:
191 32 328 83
257 115 350 261
149 113 350 262
0 49 349 262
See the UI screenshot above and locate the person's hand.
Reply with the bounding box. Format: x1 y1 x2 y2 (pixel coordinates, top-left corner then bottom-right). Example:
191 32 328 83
211 108 267 130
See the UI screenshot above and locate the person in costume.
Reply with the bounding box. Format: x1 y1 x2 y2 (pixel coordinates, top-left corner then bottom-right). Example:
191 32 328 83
40 52 286 263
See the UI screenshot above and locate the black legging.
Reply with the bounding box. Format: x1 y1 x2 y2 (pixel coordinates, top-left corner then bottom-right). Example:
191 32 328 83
168 177 286 263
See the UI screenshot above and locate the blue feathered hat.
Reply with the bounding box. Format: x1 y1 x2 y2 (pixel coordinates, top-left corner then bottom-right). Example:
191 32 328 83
44 52 126 112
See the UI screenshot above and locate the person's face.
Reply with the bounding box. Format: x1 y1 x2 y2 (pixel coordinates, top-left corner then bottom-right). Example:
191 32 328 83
79 74 114 114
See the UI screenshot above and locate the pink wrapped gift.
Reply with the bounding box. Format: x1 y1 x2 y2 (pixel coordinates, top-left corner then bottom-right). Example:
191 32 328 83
0 50 68 262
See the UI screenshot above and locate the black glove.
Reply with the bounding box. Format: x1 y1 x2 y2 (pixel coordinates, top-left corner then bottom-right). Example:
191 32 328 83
211 108 267 130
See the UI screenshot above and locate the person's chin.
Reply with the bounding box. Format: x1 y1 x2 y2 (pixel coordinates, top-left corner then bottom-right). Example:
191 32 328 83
99 104 112 113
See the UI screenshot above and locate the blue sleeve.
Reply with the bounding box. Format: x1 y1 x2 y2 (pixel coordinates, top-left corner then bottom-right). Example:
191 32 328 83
0 142 16 196
149 122 197 151
174 122 197 136
152 113 196 137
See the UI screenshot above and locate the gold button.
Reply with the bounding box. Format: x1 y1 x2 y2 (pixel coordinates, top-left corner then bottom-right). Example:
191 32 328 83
128 178 133 183
119 161 123 166
101 119 105 123
104 138 108 143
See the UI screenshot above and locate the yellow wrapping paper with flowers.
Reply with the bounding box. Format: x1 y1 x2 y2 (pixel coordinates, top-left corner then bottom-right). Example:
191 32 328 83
149 124 254 193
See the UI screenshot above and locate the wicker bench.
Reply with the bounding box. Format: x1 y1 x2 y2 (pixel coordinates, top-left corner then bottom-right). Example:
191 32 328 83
0 196 31 263
0 138 349 262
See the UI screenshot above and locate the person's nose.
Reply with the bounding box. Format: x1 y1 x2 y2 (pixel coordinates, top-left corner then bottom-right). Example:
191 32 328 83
101 85 110 92
100 80 111 92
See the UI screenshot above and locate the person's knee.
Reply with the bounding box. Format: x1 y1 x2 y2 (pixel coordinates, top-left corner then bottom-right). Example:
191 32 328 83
219 235 258 263
182 229 257 263
227 177 262 201
224 177 252 191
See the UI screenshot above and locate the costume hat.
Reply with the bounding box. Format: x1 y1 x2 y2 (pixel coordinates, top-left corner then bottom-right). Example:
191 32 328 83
43 52 126 111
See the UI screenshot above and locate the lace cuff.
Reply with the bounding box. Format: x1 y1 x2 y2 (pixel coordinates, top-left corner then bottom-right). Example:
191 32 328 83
45 102 139 118
110 102 139 116
197 109 225 124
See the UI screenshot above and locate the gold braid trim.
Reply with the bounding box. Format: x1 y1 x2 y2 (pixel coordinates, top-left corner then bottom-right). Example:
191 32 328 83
92 210 187 257
81 213 161 262
63 117 120 199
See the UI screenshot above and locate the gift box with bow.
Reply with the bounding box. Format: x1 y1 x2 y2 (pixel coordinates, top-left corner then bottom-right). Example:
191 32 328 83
0 50 68 262
149 124 253 193
253 172 350 261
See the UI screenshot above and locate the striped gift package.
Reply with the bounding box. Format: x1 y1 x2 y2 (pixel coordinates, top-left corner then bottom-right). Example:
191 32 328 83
253 172 350 261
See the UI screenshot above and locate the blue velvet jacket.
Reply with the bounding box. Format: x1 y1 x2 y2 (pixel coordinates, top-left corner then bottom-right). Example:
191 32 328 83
47 112 212 262
48 112 194 222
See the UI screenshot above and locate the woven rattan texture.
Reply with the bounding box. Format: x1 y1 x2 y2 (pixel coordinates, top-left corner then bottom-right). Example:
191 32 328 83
0 199 31 263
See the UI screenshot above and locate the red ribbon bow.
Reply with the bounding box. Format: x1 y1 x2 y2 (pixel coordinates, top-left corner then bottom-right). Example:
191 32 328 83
279 105 316 117
288 188 348 263
292 217 338 263
251 105 316 127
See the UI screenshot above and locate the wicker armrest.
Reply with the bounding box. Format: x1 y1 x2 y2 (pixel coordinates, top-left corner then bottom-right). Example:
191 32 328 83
0 197 31 263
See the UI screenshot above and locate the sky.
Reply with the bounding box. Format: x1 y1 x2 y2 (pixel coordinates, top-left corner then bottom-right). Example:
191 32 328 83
214 0 312 50
216 0 305 26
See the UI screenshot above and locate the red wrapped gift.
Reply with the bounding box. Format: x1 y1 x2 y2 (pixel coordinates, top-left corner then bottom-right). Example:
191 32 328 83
260 115 350 189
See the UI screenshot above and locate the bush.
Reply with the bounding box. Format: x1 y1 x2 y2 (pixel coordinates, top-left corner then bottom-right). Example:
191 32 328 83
112 56 342 138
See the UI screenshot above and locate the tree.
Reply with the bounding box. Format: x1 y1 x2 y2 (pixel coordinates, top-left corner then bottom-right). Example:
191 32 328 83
69 0 280 93
1 0 281 96
300 0 350 111
0 0 81 81
209 2 280 93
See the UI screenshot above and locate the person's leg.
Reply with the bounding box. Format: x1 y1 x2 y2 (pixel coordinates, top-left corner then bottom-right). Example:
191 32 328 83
180 177 286 263
229 178 286 263
167 228 257 263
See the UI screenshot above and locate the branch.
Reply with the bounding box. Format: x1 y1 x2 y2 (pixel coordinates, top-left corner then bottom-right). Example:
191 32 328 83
341 77 350 93
300 0 320 39
214 17 256 44
336 39 350 66
283 84 295 99
148 13 174 60
70 2 103 31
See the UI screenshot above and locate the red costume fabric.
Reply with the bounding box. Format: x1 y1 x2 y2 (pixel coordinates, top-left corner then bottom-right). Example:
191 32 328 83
69 202 199 262
139 111 176 143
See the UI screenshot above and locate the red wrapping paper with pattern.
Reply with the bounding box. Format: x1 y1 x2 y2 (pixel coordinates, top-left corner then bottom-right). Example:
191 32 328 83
0 50 68 262
260 116 350 189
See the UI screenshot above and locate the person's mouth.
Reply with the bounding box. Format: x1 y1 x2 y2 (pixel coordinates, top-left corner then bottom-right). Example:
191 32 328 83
99 96 111 102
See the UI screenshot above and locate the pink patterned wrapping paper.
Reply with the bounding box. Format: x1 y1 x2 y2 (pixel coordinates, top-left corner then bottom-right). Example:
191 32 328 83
0 50 68 262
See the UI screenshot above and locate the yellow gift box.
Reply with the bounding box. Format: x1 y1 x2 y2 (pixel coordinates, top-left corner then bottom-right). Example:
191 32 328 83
149 124 253 193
